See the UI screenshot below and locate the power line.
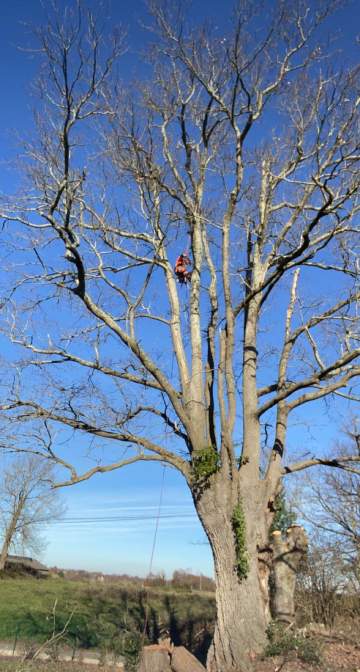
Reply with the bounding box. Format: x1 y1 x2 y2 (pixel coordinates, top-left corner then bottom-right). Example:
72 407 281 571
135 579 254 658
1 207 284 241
46 511 197 525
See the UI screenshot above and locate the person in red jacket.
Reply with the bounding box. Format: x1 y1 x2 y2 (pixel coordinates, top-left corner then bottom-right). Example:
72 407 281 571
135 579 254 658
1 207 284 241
174 253 192 284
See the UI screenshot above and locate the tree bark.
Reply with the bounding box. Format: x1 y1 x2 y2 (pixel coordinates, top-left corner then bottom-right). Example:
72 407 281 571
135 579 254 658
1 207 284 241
194 479 270 672
207 559 268 672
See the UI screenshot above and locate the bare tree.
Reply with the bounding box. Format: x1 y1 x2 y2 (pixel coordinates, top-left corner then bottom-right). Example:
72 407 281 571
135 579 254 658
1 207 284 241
0 454 64 570
1 2 360 670
297 427 360 591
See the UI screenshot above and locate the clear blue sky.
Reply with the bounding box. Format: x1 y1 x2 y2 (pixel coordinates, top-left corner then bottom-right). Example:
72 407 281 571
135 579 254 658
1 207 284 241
0 0 358 577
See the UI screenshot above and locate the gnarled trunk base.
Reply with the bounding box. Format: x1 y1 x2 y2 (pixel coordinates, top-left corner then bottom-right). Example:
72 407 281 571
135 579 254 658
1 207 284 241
206 561 269 672
196 486 270 672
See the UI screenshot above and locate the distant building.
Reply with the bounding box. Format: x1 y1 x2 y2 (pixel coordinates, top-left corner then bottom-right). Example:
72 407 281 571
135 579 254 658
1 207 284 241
5 555 49 578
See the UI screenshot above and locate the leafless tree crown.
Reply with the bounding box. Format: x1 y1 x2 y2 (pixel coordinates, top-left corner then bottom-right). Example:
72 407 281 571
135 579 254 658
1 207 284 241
0 0 359 488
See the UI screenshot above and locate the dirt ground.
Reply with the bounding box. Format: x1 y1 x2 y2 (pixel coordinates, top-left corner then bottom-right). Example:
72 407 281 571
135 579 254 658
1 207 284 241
254 638 360 672
0 659 120 672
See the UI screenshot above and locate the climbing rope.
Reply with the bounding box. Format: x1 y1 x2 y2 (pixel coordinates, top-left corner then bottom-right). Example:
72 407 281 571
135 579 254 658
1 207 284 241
141 463 166 646
147 464 166 577
184 231 191 256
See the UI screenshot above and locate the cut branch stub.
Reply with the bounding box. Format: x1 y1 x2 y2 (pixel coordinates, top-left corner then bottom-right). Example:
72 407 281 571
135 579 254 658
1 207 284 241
271 525 308 623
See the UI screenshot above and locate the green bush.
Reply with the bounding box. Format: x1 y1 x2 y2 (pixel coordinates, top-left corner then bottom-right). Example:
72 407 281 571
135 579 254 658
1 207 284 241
298 638 322 665
265 622 321 664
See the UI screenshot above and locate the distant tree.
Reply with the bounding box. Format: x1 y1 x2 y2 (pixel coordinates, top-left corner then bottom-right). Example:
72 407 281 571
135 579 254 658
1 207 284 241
172 569 215 592
0 455 64 570
1 2 360 670
145 570 166 587
298 428 360 590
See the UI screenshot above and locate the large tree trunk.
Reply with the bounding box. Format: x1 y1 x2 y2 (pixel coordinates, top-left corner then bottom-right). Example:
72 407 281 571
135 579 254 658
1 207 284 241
194 479 271 672
208 553 268 672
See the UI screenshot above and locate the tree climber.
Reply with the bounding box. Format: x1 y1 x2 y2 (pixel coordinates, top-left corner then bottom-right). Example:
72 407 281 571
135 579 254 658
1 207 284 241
174 252 192 284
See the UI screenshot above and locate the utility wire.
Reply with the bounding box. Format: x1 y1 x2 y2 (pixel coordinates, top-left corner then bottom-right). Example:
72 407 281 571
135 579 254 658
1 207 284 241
45 511 196 526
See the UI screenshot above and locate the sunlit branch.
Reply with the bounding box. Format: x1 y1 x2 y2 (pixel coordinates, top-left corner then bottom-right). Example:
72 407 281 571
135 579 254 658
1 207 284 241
258 355 360 416
283 455 360 476
3 400 189 474
55 454 175 488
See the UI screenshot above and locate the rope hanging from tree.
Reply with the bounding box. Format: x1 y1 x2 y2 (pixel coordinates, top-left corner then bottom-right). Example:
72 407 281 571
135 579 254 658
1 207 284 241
141 464 166 645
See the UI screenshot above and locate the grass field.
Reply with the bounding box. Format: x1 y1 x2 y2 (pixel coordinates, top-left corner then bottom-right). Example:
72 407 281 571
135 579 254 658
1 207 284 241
1 576 359 672
0 576 215 665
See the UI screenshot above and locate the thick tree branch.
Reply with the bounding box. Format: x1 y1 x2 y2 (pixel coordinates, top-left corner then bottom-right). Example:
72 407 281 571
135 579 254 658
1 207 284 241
258 355 360 416
55 454 180 488
3 400 189 475
283 455 360 476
